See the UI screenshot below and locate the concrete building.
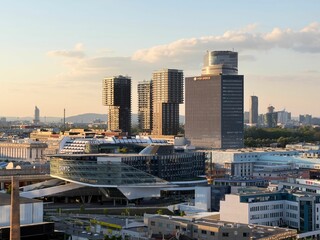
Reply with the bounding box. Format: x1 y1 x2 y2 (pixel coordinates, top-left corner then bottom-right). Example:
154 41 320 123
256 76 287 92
152 69 183 136
300 114 313 125
185 51 244 149
277 109 291 125
0 139 47 163
138 80 152 133
249 96 258 125
102 75 131 135
220 188 320 234
147 215 297 240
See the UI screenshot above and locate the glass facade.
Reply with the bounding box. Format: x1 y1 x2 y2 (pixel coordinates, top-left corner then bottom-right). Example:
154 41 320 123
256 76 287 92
50 157 167 186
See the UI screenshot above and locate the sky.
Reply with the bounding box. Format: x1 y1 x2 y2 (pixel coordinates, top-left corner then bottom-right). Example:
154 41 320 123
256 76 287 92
0 0 319 118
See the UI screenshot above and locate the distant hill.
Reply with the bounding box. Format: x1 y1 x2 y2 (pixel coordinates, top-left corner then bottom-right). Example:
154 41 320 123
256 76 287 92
4 113 185 124
66 113 107 123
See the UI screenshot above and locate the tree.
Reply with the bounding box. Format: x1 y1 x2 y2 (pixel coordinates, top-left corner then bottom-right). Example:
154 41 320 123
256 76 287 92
156 209 163 215
103 208 108 216
80 205 85 213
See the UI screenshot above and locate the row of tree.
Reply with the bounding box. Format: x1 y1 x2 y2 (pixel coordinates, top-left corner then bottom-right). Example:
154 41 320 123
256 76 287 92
244 126 320 148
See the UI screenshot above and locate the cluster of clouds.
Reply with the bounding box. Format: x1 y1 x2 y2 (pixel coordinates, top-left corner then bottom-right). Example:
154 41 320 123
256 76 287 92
46 22 320 81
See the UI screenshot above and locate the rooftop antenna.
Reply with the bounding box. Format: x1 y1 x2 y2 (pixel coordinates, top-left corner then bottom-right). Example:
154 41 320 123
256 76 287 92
63 108 66 131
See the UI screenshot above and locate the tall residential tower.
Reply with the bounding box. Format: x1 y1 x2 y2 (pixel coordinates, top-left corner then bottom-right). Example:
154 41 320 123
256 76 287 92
152 69 183 135
102 75 131 135
138 80 152 133
249 96 258 125
185 51 244 149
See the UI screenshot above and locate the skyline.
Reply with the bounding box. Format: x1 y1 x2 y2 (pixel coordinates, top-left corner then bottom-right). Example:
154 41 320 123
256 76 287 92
0 1 320 118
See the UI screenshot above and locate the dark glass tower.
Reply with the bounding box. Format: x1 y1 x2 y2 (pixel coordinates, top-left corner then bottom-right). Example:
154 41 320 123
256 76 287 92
102 75 131 135
185 51 244 149
249 96 258 125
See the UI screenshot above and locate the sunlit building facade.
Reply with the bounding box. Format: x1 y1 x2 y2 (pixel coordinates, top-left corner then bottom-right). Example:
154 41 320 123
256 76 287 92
138 80 152 133
185 51 244 149
152 69 183 136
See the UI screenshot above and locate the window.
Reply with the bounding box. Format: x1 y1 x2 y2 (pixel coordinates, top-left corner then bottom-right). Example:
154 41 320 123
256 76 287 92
243 232 249 237
175 226 180 230
210 232 215 236
151 221 155 226
222 232 229 237
201 230 207 234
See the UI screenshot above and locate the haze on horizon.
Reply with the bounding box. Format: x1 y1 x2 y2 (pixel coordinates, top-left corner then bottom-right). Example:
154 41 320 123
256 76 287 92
0 0 319 118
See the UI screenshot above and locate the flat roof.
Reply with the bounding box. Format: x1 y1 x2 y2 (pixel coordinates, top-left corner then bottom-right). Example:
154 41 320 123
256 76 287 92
150 215 296 238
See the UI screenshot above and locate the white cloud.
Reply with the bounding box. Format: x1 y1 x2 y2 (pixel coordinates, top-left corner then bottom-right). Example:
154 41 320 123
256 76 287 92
47 43 85 58
46 22 320 81
132 22 320 63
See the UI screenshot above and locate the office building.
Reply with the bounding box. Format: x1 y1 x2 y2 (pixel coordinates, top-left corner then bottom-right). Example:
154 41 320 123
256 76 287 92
277 109 291 125
185 51 244 149
138 80 152 133
33 106 40 125
249 96 258 125
265 105 278 128
300 114 313 125
220 188 320 234
102 75 131 135
152 69 183 135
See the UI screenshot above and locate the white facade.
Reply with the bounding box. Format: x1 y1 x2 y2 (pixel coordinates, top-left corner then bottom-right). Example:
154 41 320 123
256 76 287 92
220 191 320 231
0 140 47 162
194 186 211 211
0 201 43 227
210 148 320 177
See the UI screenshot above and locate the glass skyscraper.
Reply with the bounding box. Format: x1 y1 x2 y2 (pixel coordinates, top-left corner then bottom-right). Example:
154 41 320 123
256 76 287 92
185 51 244 149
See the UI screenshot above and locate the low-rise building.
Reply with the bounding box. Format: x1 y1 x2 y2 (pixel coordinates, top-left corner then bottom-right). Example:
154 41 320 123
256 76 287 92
220 188 320 233
0 139 47 163
147 215 297 240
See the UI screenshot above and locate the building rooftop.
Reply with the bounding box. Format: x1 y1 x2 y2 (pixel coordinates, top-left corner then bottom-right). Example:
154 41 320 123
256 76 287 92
150 215 297 239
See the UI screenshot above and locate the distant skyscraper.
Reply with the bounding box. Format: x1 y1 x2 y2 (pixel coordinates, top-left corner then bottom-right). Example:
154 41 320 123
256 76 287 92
138 80 152 133
277 109 291 125
102 75 131 135
185 51 244 149
249 96 258 125
265 105 278 128
152 69 183 135
33 106 40 124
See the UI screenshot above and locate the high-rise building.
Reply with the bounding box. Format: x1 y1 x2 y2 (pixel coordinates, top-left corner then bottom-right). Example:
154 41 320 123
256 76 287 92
33 106 40 125
102 75 131 135
185 51 244 149
265 105 278 128
277 109 291 125
152 69 183 136
138 80 152 133
249 96 258 125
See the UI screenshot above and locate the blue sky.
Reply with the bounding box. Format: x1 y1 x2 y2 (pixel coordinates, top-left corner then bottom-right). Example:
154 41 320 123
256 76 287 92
0 0 319 118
